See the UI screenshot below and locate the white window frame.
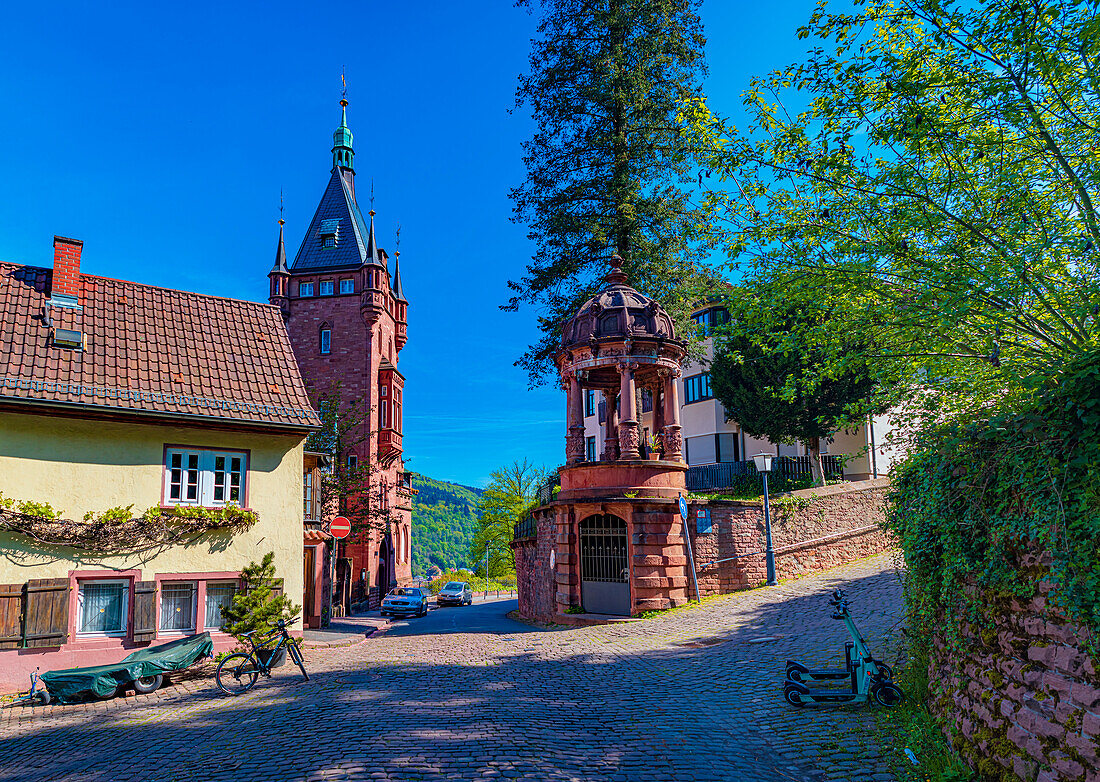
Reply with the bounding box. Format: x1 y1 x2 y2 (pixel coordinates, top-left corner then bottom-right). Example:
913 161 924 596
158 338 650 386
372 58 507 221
204 582 238 630
299 281 314 297
339 278 354 294
319 280 335 296
164 448 247 507
159 581 198 635
77 579 130 638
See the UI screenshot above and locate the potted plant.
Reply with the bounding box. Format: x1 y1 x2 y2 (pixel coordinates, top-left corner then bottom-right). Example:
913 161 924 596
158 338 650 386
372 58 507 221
647 434 663 460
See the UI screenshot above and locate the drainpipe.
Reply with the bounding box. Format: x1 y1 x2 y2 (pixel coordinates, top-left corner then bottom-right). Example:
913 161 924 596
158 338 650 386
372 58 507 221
868 414 878 479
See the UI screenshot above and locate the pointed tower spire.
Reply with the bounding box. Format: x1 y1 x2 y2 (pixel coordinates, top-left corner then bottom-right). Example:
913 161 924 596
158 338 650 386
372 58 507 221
269 198 291 317
272 194 288 273
364 208 383 268
332 91 354 173
392 225 406 302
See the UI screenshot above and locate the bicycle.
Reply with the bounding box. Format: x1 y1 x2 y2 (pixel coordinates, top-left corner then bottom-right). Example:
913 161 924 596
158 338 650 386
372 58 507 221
215 619 309 695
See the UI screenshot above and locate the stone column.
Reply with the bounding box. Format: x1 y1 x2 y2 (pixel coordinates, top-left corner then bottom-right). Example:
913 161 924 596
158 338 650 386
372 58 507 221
601 389 620 461
661 371 684 462
618 363 641 459
565 373 586 464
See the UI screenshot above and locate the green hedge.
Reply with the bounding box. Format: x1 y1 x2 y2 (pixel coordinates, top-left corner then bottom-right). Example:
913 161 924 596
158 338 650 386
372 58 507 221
887 350 1100 654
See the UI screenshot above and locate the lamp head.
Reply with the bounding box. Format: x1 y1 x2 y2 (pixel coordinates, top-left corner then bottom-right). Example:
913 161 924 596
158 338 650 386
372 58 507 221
753 452 775 473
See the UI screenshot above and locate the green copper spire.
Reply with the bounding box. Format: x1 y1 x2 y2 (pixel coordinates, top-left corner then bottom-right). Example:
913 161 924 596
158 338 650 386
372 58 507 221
332 98 354 171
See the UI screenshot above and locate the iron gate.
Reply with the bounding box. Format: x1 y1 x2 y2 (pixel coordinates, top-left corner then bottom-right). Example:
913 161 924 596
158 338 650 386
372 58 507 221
579 514 630 615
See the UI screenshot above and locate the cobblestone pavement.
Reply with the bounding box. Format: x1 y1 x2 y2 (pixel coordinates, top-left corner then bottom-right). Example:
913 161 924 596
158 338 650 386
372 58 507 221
0 553 905 782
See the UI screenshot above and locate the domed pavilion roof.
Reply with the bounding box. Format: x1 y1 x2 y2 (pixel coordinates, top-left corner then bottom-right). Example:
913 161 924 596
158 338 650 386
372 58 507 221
561 257 678 350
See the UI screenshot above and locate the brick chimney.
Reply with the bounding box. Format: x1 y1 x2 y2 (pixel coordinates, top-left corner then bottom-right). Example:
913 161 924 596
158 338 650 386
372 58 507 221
50 235 83 306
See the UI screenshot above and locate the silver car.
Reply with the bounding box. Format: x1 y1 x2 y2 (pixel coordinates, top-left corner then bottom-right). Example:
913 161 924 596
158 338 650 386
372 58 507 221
437 581 473 607
380 587 428 618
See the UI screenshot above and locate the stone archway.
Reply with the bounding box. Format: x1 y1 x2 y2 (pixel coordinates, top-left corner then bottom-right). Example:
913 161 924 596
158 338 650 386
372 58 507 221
579 514 630 615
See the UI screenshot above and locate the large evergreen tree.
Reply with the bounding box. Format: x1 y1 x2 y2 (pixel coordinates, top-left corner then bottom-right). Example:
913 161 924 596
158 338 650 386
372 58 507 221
508 0 716 383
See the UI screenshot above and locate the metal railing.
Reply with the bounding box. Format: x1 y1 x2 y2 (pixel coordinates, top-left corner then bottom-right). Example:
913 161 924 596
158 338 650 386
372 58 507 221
514 515 536 541
535 474 561 506
686 455 844 493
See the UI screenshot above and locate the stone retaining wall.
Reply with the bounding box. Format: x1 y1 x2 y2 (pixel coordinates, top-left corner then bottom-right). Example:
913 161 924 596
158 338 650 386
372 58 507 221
929 568 1099 782
688 478 893 595
513 509 556 621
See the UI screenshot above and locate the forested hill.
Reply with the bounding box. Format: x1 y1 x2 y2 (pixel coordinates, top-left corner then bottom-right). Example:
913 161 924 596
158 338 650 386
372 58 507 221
410 473 483 578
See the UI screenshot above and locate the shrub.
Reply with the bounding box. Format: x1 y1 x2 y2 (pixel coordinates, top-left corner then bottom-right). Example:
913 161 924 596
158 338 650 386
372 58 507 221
220 552 301 645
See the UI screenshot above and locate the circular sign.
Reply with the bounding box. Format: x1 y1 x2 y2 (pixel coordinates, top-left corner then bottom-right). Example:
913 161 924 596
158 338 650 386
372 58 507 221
678 495 689 521
330 516 351 539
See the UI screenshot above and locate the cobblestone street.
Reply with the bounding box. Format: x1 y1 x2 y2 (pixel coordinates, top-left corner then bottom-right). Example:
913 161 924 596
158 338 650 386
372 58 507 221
0 553 905 782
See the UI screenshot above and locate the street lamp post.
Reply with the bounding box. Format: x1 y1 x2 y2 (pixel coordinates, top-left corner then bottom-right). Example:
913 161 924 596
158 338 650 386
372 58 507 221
753 452 778 586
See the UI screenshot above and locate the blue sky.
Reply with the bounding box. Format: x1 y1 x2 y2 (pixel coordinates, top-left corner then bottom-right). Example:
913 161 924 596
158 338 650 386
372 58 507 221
0 1 820 488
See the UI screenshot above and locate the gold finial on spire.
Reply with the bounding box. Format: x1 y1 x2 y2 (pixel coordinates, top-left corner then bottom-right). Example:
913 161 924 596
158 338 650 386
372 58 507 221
278 189 285 227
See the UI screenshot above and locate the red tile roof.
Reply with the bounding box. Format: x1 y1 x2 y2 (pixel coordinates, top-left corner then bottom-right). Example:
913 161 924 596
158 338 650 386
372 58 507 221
0 263 320 431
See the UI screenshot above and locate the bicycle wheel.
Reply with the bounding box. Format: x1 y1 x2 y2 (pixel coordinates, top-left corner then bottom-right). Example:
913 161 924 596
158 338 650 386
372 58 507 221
216 653 260 695
288 643 310 682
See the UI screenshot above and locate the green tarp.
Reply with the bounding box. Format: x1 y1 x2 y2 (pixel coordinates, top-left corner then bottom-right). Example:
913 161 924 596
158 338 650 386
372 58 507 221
40 632 214 703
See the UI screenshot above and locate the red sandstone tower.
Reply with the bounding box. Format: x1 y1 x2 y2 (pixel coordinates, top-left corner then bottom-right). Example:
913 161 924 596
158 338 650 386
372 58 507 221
517 257 692 617
269 98 412 609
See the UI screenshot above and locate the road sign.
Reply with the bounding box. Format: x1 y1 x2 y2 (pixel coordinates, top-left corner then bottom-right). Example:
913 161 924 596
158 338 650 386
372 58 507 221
330 516 351 539
678 495 688 521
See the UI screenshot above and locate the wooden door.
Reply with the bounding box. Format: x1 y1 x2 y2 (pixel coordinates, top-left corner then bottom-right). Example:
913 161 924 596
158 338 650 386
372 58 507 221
303 547 316 627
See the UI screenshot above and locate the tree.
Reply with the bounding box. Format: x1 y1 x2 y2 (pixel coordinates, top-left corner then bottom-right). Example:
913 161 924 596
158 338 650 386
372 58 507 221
306 384 399 541
710 282 882 485
507 0 719 383
469 460 545 577
683 0 1100 417
220 552 301 643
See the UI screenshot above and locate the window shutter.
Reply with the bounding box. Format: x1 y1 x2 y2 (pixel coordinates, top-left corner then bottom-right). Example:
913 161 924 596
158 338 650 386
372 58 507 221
24 579 70 648
270 579 284 599
0 583 23 649
132 581 158 644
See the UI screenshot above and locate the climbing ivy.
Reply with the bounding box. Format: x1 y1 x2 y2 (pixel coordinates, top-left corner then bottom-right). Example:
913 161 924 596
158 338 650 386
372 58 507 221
887 348 1100 657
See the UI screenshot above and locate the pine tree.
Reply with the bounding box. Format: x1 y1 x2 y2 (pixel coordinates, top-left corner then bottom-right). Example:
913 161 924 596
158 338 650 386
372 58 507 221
507 0 716 383
220 552 301 643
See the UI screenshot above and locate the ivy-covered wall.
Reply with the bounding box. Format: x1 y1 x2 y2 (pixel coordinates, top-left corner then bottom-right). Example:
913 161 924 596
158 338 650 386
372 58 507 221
888 351 1100 781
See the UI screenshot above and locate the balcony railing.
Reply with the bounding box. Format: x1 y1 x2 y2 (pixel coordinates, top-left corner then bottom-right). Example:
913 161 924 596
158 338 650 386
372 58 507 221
686 455 844 493
535 474 561 506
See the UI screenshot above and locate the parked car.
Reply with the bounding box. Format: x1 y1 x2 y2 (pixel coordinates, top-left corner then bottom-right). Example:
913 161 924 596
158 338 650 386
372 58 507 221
437 581 473 607
380 587 429 618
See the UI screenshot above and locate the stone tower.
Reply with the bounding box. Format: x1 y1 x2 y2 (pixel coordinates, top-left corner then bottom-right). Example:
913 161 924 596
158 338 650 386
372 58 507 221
269 97 412 611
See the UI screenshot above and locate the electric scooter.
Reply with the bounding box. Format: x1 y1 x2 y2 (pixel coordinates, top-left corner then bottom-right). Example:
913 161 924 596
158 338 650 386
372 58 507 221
783 589 903 707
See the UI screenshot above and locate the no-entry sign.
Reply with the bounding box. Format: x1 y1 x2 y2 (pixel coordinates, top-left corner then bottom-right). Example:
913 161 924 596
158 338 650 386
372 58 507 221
330 516 351 539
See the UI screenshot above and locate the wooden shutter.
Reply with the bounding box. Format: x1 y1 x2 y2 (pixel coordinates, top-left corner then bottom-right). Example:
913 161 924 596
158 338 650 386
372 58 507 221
24 579 70 648
132 581 157 644
0 583 24 649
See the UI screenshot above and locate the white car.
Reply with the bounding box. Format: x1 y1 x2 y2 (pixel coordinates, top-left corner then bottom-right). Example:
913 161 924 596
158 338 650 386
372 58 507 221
437 581 473 607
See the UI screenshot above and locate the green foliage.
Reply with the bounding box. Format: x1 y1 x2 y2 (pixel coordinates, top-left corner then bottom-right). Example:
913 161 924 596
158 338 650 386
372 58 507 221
508 0 719 383
145 504 258 531
710 283 884 484
888 347 1100 660
219 552 301 644
426 570 515 596
16 500 62 520
683 0 1100 413
469 460 544 579
410 474 483 578
874 649 975 782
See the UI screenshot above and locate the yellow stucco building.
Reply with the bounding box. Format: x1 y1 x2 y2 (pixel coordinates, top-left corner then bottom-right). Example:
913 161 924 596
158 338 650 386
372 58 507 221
0 236 319 692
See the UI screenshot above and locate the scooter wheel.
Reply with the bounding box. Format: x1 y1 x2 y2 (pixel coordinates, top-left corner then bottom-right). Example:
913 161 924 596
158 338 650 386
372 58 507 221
784 686 807 707
876 663 894 680
872 682 903 707
785 667 804 683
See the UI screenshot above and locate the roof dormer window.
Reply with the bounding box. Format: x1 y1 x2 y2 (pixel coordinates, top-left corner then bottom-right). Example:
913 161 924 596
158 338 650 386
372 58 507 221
319 218 340 248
